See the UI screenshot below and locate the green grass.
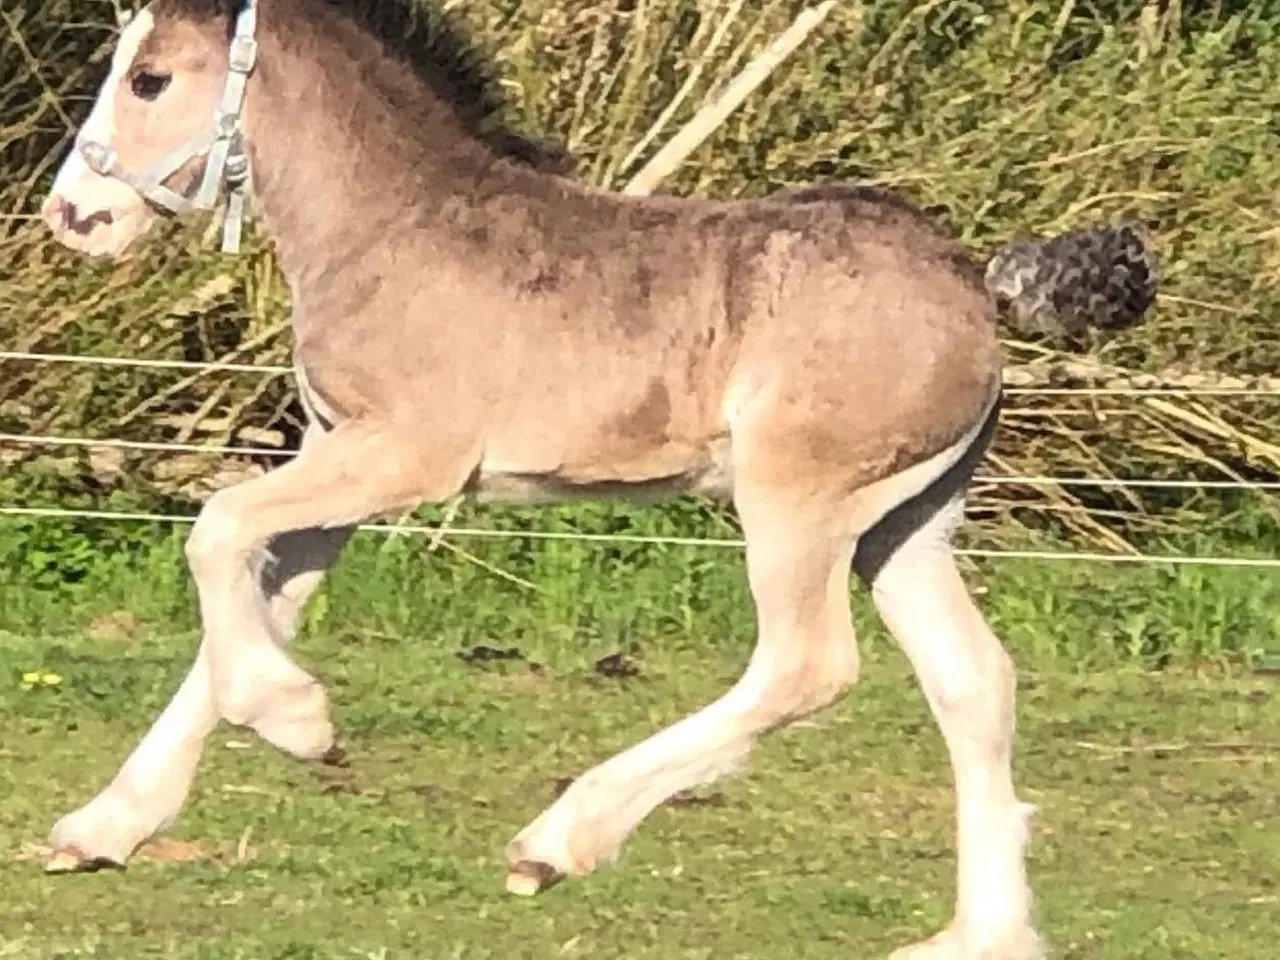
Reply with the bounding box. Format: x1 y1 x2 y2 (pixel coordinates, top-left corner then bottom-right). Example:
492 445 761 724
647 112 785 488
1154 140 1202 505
4 2 1280 953
0 531 1277 958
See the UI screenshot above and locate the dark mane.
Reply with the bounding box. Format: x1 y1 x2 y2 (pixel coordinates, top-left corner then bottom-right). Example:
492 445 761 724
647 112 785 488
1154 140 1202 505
154 0 574 174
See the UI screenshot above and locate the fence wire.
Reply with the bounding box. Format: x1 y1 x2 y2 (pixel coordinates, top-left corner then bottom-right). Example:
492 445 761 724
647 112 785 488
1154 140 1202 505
1 504 1278 568
5 350 1280 397
3 351 1280 570
5 432 1280 492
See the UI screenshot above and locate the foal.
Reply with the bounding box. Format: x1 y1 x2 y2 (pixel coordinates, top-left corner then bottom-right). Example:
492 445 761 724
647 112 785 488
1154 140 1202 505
41 2 1157 957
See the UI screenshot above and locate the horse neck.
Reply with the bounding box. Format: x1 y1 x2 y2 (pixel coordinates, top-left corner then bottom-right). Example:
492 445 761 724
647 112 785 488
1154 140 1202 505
241 9 507 292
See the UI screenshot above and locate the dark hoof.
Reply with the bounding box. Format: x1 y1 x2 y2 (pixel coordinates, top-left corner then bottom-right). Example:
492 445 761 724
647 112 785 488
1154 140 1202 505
318 743 348 767
45 847 125 874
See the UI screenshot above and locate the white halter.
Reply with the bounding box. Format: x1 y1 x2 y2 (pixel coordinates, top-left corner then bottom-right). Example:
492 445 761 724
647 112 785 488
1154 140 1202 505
76 0 259 253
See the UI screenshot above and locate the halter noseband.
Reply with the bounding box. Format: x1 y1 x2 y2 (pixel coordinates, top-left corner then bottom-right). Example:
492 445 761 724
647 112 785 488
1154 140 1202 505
76 0 259 254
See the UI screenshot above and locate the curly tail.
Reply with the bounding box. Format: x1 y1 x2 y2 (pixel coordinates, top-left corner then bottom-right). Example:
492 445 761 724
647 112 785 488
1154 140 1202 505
982 222 1158 337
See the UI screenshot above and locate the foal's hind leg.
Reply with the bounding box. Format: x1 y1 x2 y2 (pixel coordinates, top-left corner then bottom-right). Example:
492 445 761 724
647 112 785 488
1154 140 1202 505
46 522 352 871
860 498 1040 960
505 488 860 891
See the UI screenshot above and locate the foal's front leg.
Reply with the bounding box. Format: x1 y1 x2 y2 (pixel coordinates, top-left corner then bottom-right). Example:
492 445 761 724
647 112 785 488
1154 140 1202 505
44 421 447 871
46 524 351 871
180 422 457 757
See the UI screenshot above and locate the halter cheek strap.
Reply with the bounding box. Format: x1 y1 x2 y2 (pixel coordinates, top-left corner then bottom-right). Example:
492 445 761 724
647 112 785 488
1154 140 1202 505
76 0 258 254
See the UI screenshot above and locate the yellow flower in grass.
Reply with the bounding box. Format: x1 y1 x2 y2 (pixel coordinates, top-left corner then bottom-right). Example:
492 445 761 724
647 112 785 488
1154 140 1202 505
19 671 61 690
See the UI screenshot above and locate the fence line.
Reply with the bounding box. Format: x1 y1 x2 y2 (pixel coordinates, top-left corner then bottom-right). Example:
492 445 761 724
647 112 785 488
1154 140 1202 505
4 431 1280 493
0 503 1275 568
0 350 290 375
5 350 1280 398
1004 387 1280 397
0 432 293 459
5 354 1279 571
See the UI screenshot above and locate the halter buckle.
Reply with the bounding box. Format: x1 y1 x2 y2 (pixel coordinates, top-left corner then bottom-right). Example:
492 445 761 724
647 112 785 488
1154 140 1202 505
224 147 250 188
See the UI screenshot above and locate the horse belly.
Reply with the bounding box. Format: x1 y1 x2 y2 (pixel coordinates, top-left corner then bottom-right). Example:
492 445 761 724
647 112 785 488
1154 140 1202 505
472 437 733 505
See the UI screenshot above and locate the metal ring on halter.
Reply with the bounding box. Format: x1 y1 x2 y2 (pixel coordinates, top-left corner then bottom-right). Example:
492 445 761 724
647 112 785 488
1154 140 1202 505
79 141 119 178
224 143 250 188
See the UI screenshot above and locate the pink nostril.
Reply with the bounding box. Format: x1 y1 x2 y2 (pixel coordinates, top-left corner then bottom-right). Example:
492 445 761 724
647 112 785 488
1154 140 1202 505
73 207 114 234
42 196 113 235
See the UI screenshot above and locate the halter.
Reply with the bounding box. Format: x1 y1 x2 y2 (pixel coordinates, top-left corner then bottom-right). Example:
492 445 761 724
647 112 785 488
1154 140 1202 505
76 0 259 254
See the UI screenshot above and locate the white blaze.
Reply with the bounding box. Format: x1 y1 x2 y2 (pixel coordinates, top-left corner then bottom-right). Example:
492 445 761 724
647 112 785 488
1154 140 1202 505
52 10 156 194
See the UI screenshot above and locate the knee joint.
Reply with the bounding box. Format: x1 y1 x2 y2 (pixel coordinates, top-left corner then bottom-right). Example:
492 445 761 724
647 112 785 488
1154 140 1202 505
184 493 249 574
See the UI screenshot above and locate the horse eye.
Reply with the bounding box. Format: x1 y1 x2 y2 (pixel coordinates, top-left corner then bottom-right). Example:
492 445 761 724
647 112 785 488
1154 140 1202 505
129 71 171 101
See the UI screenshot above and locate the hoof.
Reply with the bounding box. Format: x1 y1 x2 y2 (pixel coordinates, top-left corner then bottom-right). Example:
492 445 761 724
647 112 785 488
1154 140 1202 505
505 859 564 896
318 743 348 767
44 846 124 874
47 793 151 872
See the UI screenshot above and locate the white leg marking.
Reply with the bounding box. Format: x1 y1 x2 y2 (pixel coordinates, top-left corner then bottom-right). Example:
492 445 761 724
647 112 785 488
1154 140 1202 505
503 394 1002 895
875 499 1041 960
51 11 155 195
182 423 431 757
49 526 349 870
183 501 339 759
48 429 351 871
47 644 216 871
506 501 859 888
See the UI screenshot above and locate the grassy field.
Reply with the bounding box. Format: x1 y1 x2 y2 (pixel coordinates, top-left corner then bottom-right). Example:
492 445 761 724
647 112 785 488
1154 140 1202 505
0 532 1277 958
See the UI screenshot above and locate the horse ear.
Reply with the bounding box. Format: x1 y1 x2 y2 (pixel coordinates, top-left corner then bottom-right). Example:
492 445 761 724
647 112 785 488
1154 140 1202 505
113 3 137 28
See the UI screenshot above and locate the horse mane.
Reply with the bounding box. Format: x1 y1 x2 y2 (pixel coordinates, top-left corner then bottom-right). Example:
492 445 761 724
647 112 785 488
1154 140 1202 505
154 0 575 175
